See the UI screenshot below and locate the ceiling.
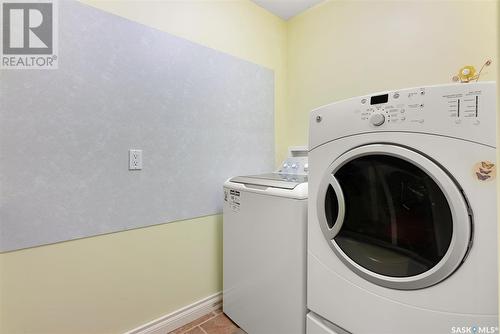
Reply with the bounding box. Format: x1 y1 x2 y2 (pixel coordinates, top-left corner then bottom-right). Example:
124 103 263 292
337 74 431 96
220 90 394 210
252 0 324 20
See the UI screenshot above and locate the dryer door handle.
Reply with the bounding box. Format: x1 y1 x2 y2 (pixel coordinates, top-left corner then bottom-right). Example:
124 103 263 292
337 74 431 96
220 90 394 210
327 175 345 239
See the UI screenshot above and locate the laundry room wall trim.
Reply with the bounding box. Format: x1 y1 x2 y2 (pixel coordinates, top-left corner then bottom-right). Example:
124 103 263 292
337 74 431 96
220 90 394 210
124 292 222 334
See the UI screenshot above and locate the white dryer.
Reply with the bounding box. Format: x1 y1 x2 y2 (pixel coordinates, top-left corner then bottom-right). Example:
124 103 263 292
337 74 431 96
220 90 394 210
307 82 498 334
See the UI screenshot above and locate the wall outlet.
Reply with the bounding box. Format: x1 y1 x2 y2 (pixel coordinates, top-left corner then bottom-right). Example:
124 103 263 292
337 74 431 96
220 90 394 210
129 149 142 170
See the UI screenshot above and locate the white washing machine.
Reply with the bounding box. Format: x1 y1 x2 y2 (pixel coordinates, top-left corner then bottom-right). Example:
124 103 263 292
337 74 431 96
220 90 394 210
223 148 308 334
307 82 498 334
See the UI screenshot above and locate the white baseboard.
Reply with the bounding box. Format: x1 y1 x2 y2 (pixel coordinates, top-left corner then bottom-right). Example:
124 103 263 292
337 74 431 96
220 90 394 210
124 292 222 334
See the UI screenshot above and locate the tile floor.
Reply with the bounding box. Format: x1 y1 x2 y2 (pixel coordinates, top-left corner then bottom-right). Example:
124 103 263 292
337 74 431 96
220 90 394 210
169 309 245 334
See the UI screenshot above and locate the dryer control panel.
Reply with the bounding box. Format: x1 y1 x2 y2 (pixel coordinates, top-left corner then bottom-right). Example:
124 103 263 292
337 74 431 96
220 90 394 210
358 87 483 127
310 82 496 148
359 88 425 126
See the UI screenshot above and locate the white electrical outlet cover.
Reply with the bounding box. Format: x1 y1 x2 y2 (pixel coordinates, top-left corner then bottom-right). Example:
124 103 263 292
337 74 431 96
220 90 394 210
129 149 143 170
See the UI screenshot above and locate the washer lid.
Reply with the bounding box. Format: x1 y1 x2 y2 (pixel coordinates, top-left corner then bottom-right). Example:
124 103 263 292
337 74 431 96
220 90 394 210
230 173 308 189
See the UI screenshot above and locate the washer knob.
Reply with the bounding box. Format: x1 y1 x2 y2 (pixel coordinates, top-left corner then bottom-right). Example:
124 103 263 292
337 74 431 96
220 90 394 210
370 113 385 126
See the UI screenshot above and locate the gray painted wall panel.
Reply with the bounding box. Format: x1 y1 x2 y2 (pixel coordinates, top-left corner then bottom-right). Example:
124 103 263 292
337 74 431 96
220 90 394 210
0 1 274 251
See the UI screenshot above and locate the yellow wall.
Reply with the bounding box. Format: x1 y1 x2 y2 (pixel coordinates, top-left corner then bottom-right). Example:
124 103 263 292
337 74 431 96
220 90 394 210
1 216 222 334
0 1 286 333
286 0 498 147
1 1 499 334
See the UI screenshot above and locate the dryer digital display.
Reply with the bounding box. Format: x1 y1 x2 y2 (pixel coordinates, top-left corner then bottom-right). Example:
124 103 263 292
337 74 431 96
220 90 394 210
370 94 389 105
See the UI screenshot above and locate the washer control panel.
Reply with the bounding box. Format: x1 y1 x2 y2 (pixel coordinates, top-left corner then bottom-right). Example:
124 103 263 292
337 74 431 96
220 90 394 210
277 146 308 175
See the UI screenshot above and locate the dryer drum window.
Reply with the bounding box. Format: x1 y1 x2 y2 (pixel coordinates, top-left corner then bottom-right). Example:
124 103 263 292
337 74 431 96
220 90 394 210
325 155 453 277
318 144 472 290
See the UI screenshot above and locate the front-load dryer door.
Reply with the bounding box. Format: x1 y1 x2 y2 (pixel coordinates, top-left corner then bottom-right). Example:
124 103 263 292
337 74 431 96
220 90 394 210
317 144 471 290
